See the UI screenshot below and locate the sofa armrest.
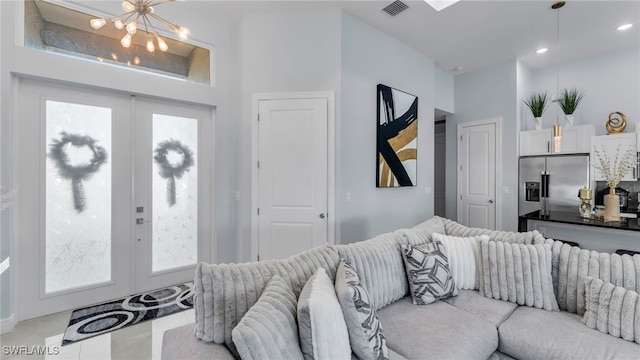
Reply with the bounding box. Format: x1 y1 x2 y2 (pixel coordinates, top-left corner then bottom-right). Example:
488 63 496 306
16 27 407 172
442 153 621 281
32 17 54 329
162 323 236 360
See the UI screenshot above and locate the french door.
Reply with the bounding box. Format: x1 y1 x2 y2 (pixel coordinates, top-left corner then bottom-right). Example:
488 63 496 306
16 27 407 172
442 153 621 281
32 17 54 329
16 79 213 320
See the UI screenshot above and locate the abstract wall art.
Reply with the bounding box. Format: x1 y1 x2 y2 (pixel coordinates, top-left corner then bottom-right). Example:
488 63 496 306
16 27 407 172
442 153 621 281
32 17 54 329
376 84 418 188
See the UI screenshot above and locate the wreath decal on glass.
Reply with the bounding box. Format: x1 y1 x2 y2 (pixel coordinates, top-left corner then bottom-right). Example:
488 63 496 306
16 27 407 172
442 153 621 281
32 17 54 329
154 139 194 206
49 132 108 212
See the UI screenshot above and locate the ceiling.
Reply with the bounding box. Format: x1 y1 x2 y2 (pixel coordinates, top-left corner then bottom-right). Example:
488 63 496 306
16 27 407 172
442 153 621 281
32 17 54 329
67 0 640 75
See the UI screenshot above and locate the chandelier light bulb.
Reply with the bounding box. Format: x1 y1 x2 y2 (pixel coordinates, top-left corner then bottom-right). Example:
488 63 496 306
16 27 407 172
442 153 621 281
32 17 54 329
176 26 190 40
90 18 107 29
121 33 132 48
156 35 169 52
122 0 136 13
114 19 124 30
146 39 155 53
126 20 138 34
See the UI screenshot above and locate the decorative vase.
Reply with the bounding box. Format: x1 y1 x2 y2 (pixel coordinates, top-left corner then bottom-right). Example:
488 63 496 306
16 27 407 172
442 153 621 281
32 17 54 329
534 117 543 130
604 194 621 221
565 114 574 126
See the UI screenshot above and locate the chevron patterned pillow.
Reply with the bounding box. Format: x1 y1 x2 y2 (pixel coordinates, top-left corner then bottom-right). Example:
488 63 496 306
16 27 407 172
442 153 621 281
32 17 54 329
401 242 457 305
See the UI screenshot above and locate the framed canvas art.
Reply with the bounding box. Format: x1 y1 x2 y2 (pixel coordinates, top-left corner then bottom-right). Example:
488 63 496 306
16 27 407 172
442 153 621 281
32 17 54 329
376 84 418 188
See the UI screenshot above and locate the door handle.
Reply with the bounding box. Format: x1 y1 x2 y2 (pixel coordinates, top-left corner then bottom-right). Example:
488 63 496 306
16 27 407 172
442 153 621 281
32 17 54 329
319 213 326 219
488 200 494 204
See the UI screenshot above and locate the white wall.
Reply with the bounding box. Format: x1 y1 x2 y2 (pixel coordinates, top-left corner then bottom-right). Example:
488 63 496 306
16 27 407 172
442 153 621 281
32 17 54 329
530 46 640 135
435 67 454 113
237 8 342 261
339 13 435 243
446 60 519 231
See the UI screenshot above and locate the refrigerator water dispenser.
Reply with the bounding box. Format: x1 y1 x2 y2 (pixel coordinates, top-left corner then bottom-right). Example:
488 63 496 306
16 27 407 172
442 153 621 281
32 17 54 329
525 182 540 202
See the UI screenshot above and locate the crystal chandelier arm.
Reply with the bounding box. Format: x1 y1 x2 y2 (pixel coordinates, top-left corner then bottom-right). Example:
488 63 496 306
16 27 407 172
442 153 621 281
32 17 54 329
147 12 189 39
146 12 176 28
146 0 175 8
142 16 155 52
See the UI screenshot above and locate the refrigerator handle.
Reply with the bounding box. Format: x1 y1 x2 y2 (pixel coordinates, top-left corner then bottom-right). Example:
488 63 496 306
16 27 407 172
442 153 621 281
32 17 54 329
541 172 549 198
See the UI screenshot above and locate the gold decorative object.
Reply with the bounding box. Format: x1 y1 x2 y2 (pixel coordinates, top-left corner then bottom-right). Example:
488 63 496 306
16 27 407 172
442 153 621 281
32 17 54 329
606 111 627 134
578 186 592 218
592 143 636 222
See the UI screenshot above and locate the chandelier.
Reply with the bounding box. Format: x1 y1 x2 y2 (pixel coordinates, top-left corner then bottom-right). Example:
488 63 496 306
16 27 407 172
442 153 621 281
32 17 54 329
90 0 190 53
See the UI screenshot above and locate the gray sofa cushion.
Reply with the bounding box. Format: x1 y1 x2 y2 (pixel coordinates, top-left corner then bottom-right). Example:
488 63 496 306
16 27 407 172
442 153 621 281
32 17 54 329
332 231 409 310
544 239 640 315
231 276 303 360
582 276 640 343
162 323 235 360
376 297 499 360
478 239 558 311
335 259 389 360
411 216 446 235
442 218 544 245
498 306 640 360
442 289 518 327
401 242 457 305
194 244 340 352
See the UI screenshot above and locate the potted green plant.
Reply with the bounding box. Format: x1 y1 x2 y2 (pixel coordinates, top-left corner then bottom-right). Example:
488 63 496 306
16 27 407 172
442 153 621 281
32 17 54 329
558 88 585 126
522 91 549 130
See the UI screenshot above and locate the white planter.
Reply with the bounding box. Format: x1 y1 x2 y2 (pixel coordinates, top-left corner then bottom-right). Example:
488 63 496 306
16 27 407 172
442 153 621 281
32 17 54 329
565 114 575 126
534 117 543 130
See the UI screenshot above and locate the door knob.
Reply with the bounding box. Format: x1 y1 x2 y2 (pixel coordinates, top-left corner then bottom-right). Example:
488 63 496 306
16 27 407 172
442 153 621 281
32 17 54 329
488 200 494 204
319 213 326 219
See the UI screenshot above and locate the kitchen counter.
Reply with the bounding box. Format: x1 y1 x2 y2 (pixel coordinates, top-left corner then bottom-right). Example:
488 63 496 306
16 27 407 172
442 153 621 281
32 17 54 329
519 210 640 253
520 210 640 232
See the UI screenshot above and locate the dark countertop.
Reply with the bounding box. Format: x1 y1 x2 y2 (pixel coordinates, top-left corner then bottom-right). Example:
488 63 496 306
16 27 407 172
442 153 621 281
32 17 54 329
520 210 640 232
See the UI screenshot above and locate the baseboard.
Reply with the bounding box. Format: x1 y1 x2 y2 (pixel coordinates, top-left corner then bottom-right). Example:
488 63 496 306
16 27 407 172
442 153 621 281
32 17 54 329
0 314 16 334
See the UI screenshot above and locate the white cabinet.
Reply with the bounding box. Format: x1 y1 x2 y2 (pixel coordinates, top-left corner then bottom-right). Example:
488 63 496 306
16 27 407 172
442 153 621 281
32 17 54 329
559 125 595 154
520 129 551 156
520 125 595 156
591 133 638 181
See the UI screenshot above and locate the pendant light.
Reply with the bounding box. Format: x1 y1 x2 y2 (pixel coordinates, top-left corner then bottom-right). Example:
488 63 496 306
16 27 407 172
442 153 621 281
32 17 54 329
90 0 190 53
552 1 565 153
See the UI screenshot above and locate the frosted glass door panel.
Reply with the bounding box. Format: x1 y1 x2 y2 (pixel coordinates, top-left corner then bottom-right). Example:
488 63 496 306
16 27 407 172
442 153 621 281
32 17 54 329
45 100 112 293
152 114 198 272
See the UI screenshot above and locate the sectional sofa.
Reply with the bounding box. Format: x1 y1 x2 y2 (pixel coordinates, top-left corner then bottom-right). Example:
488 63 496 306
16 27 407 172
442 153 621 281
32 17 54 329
162 216 640 359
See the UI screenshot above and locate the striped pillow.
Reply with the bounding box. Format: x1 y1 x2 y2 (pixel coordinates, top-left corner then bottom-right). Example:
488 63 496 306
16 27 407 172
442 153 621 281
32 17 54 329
232 276 304 360
477 238 558 311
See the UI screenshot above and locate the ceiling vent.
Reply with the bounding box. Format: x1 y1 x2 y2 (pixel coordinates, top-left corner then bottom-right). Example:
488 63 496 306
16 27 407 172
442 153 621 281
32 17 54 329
382 1 409 17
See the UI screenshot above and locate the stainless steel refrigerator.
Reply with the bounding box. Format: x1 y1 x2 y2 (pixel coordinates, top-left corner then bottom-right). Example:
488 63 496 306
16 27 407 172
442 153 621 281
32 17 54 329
519 154 590 216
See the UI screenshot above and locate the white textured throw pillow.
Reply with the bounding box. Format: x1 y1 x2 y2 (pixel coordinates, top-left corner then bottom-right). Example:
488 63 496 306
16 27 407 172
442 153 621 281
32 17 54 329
298 267 351 360
582 276 640 344
335 259 389 360
432 233 488 290
401 241 457 305
232 276 304 360
478 238 559 311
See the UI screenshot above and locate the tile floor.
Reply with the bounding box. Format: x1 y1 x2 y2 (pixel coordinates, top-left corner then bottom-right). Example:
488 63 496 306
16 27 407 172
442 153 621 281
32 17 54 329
1 308 194 360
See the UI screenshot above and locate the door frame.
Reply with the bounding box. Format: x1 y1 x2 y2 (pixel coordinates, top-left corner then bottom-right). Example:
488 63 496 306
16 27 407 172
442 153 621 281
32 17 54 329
250 92 335 261
12 76 216 320
456 117 502 230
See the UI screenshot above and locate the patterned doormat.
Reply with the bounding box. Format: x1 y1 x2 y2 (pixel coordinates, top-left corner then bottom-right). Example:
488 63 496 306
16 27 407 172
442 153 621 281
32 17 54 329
62 282 194 346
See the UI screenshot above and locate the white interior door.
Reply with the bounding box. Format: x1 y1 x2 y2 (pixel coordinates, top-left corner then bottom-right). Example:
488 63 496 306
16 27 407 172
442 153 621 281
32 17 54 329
257 98 328 261
457 121 497 229
15 79 212 320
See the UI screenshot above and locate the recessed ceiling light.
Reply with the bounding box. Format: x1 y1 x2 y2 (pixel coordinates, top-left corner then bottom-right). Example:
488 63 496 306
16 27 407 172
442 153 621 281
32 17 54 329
453 66 464 72
617 23 633 31
536 48 548 54
424 0 460 12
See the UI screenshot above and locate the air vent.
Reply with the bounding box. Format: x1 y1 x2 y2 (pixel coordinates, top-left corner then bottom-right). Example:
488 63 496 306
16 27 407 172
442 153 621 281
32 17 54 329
382 1 409 17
